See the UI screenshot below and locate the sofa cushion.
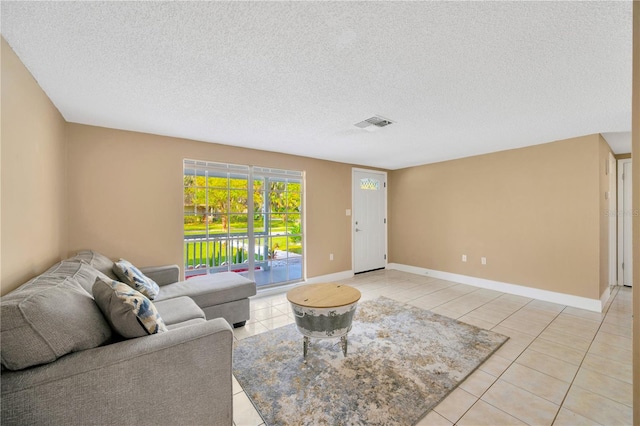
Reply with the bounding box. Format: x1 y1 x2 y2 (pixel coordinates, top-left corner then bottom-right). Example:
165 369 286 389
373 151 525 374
155 272 256 307
113 259 160 300
70 250 119 280
1 276 112 371
166 318 207 330
45 260 111 294
154 296 206 326
93 278 167 338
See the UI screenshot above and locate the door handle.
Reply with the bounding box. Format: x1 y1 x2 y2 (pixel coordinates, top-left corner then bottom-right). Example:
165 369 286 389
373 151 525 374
355 228 361 232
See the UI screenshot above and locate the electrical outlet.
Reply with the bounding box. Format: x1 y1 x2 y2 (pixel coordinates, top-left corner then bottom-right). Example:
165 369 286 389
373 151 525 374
329 253 334 261
462 254 467 262
481 257 487 265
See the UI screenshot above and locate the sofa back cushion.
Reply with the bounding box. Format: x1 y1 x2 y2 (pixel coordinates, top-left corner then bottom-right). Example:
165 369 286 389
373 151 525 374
45 260 112 294
1 275 112 370
70 250 119 281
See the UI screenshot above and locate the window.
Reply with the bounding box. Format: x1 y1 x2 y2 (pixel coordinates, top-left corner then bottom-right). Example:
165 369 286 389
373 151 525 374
360 177 380 190
184 160 304 287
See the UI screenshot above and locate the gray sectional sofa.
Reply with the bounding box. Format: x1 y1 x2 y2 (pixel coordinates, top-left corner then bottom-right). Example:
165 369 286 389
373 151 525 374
74 250 257 327
0 250 257 426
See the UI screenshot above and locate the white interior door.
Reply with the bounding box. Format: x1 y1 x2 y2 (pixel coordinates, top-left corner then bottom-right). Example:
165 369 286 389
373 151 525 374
353 169 387 274
618 159 633 286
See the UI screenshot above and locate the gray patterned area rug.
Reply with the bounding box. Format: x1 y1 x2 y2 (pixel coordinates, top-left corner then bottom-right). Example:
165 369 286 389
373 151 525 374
233 297 508 426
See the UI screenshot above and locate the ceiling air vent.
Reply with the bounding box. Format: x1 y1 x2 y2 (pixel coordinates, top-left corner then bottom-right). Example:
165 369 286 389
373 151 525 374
354 116 394 131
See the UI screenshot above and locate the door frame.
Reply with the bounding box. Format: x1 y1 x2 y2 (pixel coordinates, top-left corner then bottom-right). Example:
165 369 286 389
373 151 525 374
617 158 632 286
351 168 388 273
608 153 617 286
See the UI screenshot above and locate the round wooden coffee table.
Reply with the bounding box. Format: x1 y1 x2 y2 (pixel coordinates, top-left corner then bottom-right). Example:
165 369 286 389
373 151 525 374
287 283 361 361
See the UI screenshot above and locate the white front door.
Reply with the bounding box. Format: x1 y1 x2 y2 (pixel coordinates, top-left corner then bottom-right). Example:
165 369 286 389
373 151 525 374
618 160 633 286
353 169 387 273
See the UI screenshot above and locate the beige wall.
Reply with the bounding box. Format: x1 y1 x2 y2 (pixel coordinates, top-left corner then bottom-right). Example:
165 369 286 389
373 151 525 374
1 38 68 295
66 124 358 280
389 135 605 300
632 1 639 423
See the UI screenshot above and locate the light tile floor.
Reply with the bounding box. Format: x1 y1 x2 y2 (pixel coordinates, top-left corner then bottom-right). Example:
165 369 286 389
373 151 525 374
232 269 633 426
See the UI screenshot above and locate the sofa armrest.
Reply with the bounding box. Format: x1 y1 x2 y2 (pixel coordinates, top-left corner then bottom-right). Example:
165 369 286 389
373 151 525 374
139 264 180 286
1 319 233 426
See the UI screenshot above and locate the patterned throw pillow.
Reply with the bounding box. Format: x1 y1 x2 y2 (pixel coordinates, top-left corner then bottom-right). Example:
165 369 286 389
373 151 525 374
92 278 167 338
112 259 160 300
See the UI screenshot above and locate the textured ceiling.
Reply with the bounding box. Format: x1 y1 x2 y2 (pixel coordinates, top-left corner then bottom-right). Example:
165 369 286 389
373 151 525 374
1 1 633 169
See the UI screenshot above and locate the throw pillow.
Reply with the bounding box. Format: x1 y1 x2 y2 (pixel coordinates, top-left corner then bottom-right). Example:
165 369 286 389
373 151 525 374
112 259 160 300
92 278 167 339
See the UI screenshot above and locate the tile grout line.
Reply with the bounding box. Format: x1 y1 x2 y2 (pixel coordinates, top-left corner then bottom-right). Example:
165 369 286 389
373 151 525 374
453 399 525 426
399 285 505 425
361 276 559 424
379 279 628 424
426 288 561 424
238 275 629 425
460 286 627 423
451 297 568 425
410 284 505 316
548 285 621 425
365 280 508 424
392 283 460 306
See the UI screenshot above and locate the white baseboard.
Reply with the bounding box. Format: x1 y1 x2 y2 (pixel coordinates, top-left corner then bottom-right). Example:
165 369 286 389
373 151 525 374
305 270 354 284
600 286 611 309
387 263 603 312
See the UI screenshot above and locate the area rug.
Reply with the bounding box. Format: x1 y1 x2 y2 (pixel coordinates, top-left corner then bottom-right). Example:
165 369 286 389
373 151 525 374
233 296 508 425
